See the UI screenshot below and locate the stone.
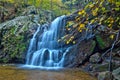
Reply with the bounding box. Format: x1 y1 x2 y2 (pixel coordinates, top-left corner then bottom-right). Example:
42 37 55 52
95 35 109 50
112 67 120 80
92 61 120 72
98 71 113 80
89 53 101 63
63 40 96 67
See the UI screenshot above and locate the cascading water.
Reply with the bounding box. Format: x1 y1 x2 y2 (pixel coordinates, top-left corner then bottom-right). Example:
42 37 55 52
25 16 68 69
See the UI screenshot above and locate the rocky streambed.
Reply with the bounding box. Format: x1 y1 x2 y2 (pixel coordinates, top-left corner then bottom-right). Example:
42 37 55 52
0 64 97 80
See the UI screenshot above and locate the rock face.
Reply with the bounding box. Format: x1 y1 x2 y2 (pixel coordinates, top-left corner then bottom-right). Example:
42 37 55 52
64 40 96 67
97 67 120 80
0 6 51 63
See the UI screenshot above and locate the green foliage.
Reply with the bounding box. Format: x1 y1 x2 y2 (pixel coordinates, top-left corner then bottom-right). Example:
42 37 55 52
1 0 70 16
63 0 120 45
2 58 8 63
1 26 27 62
77 0 120 29
37 0 70 16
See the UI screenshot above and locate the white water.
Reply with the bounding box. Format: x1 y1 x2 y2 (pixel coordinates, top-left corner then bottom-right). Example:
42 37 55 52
24 16 67 69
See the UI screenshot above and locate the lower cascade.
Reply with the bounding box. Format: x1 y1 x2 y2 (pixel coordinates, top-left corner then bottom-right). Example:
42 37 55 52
25 16 68 69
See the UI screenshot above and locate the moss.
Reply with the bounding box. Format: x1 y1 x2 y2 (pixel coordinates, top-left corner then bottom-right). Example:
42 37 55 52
1 26 27 63
93 63 119 72
96 35 106 49
90 40 96 53
2 58 9 63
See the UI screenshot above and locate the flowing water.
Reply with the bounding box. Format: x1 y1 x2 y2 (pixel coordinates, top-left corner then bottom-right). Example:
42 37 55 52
0 65 97 80
0 16 97 80
25 16 68 69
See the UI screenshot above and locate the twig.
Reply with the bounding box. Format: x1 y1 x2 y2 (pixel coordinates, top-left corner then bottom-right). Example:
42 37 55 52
109 29 120 72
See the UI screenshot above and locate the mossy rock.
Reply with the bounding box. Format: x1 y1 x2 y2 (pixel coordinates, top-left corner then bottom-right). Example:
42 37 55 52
92 62 119 72
98 71 113 80
112 67 120 80
95 35 110 50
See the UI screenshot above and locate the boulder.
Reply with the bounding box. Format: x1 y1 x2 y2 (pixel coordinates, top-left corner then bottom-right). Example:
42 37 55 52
112 67 120 80
89 53 101 63
98 71 113 80
95 35 110 50
64 40 96 67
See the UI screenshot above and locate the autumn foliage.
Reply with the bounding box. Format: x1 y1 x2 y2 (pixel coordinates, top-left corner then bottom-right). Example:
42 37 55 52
60 0 120 44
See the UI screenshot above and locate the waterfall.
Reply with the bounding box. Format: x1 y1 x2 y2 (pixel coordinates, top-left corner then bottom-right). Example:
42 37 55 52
25 16 67 69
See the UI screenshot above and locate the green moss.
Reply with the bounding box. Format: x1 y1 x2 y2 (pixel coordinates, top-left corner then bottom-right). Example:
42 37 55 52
93 63 119 72
90 40 96 53
96 35 106 49
2 58 9 63
1 26 27 63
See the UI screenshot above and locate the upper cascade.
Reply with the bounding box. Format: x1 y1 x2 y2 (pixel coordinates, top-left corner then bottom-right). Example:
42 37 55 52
25 15 69 69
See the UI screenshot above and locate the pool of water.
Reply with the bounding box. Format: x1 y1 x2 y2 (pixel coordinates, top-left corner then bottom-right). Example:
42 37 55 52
0 64 97 80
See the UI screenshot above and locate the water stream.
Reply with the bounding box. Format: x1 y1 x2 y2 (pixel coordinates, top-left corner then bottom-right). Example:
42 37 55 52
25 16 67 69
0 16 97 80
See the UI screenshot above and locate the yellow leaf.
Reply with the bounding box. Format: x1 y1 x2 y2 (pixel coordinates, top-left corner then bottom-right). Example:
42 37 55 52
92 11 97 16
78 10 85 15
79 30 82 32
102 7 106 11
108 24 112 28
76 17 80 21
109 34 114 39
66 41 69 44
89 4 94 8
78 11 82 15
95 8 99 12
79 24 85 28
99 22 102 25
71 36 74 39
78 23 86 32
110 20 114 23
90 19 95 24
92 8 98 16
100 1 103 7
100 17 104 22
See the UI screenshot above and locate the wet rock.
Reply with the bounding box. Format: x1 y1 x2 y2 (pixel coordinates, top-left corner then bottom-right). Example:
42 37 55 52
43 49 50 60
89 53 101 63
95 35 110 50
92 61 120 72
82 63 93 71
112 67 120 80
98 71 113 80
64 40 96 67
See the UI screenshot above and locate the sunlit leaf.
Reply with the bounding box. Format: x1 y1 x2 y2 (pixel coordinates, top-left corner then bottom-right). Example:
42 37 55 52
79 24 85 28
78 10 85 15
90 19 95 24
73 41 76 44
109 34 114 39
